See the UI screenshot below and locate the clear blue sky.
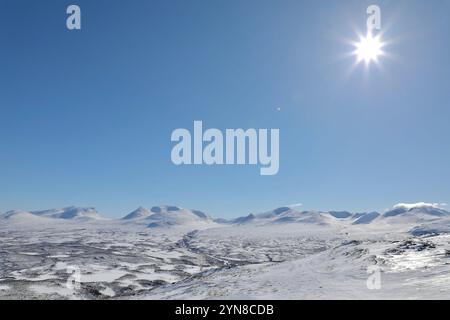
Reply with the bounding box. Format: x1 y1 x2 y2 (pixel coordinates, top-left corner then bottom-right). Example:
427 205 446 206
1 0 449 218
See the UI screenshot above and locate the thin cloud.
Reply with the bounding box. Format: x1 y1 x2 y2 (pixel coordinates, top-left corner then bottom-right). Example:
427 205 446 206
393 202 446 210
285 203 303 208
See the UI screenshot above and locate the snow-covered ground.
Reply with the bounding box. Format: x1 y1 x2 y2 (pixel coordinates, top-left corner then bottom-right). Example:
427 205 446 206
0 203 449 299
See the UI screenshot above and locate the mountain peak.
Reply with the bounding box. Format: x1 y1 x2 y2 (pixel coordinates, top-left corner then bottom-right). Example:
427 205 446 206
122 207 151 220
145 206 213 228
32 207 103 220
0 207 104 223
384 203 450 218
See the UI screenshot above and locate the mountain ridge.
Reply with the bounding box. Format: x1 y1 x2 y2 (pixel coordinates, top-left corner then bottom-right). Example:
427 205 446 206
2 202 449 232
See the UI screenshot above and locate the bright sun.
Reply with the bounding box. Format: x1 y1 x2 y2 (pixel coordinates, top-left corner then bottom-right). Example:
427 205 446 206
354 33 384 64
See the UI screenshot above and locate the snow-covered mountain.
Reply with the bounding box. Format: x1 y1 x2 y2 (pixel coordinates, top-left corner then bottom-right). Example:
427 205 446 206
231 206 383 226
228 202 450 231
0 206 104 222
352 212 380 224
382 202 450 221
231 207 340 226
2 202 450 234
122 207 152 220
328 211 353 219
371 203 450 235
0 210 51 224
145 206 215 228
1 205 216 229
32 206 104 220
120 205 216 229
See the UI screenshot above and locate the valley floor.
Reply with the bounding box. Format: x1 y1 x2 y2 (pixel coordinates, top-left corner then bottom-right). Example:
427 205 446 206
0 222 449 299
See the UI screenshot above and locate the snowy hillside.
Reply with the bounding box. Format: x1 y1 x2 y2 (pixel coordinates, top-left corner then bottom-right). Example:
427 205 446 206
144 206 215 228
121 207 152 220
120 205 217 229
0 210 53 224
231 207 341 226
32 207 104 220
228 202 450 232
0 207 105 223
381 202 450 222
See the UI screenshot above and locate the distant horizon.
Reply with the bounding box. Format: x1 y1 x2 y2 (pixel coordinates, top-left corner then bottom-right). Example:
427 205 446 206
1 201 447 220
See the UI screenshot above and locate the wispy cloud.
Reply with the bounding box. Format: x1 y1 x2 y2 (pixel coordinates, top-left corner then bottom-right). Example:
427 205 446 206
285 203 303 208
393 202 446 210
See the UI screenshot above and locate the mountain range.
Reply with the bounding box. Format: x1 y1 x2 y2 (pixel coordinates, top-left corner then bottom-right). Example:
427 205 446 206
1 202 450 234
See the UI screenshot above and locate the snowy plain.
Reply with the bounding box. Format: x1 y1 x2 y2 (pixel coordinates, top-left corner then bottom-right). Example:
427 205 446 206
0 203 449 299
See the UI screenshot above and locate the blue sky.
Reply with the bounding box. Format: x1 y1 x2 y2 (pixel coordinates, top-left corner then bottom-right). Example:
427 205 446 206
1 0 449 218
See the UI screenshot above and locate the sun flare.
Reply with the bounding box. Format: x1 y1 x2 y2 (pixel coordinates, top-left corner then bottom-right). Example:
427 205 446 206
354 32 384 64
